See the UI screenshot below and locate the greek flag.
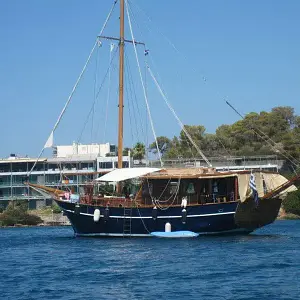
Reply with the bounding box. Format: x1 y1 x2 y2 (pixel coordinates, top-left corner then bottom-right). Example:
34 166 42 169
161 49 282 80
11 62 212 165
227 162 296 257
249 173 259 204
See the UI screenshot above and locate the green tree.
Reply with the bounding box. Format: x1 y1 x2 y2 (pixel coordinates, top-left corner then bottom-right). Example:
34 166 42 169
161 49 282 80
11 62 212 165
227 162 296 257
149 136 171 156
179 125 206 157
283 190 300 216
123 147 131 156
164 136 182 159
132 142 145 160
0 201 43 226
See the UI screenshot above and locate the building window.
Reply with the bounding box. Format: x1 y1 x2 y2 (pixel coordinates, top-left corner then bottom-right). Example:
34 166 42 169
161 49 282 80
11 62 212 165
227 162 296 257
99 162 113 169
115 162 129 168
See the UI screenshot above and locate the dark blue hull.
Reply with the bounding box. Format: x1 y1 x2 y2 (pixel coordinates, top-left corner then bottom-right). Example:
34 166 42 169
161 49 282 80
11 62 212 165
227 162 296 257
55 200 254 236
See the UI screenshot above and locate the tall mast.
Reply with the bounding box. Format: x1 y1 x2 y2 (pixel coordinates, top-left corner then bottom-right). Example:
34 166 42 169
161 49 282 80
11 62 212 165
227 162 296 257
117 0 125 171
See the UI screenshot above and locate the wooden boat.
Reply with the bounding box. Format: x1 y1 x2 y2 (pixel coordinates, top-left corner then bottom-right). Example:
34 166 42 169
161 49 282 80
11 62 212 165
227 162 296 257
28 0 298 237
29 168 298 237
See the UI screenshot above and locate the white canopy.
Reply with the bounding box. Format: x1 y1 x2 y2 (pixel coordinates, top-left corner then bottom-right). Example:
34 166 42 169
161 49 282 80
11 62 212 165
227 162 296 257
96 167 161 182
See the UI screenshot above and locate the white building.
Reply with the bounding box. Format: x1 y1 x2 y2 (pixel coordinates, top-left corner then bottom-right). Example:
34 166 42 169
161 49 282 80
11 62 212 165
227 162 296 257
97 156 132 172
53 142 115 158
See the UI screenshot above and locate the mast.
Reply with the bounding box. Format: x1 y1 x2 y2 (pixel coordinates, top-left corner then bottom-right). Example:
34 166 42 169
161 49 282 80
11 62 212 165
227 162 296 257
117 0 125 171
116 0 125 193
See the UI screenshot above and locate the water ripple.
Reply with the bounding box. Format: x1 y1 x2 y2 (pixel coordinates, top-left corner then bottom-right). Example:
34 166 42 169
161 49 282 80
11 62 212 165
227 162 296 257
0 221 300 299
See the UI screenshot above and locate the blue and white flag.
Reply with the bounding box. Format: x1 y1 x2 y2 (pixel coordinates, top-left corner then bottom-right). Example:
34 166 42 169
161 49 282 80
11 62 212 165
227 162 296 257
249 173 259 204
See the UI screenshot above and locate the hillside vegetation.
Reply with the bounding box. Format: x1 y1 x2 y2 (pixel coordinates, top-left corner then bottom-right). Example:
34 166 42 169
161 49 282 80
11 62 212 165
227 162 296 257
0 201 43 227
147 106 300 165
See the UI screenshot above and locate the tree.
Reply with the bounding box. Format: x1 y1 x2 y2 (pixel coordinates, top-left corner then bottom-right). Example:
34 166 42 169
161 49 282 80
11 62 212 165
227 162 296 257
179 125 206 158
283 190 300 216
164 136 182 159
123 147 131 156
271 106 295 127
0 201 43 226
149 136 171 156
145 106 299 167
132 142 145 160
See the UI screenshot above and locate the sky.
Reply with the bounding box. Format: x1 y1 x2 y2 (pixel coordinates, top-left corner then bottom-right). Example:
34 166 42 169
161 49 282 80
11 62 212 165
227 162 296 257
0 0 299 158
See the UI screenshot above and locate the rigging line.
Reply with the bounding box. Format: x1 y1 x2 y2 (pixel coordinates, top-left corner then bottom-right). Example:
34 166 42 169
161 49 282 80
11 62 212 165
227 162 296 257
124 47 146 143
155 178 181 204
215 135 232 157
124 53 137 145
125 50 149 151
91 45 100 142
126 1 151 156
146 177 181 210
170 138 183 161
124 49 140 141
128 1 170 158
125 85 135 149
29 0 118 176
128 1 185 104
127 56 145 142
133 1 299 167
147 65 212 167
129 0 209 84
125 0 163 167
103 43 115 143
226 101 300 168
185 138 198 163
77 46 119 143
96 74 119 142
128 3 190 161
130 0 239 128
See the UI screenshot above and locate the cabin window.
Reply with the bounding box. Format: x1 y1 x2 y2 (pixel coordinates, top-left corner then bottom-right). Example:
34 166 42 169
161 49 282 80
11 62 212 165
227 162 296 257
169 181 179 195
142 182 152 197
186 182 195 195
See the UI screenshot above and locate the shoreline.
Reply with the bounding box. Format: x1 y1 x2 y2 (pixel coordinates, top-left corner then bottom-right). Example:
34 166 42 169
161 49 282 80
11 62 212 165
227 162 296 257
0 223 71 228
277 213 300 220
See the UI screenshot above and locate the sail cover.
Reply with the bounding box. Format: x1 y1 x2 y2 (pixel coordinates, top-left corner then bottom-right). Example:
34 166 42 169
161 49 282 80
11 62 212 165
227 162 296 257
96 168 161 182
262 173 297 194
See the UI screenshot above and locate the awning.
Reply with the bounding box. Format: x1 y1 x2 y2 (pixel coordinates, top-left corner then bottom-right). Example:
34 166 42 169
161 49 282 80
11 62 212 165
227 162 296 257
95 167 161 182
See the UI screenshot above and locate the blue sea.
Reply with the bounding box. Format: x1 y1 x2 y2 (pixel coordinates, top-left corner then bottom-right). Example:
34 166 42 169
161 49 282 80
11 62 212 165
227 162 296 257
1 221 300 300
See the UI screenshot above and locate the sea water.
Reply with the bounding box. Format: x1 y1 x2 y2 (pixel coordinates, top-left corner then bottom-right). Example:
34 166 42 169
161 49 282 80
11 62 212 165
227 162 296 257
0 221 300 300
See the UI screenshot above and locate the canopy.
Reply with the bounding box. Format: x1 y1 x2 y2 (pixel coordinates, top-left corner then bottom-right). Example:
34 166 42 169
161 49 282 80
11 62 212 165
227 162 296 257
96 167 161 182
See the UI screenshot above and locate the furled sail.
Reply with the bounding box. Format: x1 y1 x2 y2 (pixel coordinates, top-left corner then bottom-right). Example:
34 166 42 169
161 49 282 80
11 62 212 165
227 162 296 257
262 173 297 195
237 172 297 202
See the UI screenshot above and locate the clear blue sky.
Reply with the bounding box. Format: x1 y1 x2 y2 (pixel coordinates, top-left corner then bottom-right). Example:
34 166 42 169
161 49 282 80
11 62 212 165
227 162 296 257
0 0 299 158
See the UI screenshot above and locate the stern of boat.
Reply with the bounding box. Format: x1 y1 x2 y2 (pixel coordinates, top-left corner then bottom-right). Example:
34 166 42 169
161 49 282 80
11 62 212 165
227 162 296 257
234 197 282 230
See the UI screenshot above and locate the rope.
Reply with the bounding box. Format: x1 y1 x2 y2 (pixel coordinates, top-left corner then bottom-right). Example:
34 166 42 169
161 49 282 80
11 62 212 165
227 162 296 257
91 45 100 142
146 177 181 210
124 49 141 142
77 45 119 143
29 0 118 176
226 101 300 171
125 0 163 167
147 65 212 167
103 43 115 143
136 205 151 234
124 65 136 147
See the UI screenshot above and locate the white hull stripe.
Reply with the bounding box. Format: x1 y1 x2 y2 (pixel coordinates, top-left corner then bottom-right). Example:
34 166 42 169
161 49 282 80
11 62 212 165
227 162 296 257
64 209 235 219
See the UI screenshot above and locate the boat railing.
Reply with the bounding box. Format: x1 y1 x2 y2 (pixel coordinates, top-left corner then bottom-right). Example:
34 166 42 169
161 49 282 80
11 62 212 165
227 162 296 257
147 155 282 170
